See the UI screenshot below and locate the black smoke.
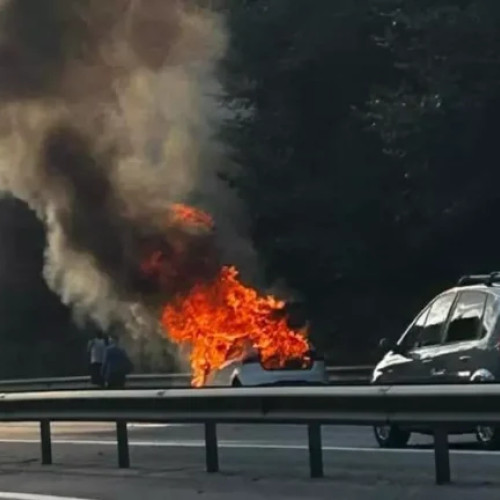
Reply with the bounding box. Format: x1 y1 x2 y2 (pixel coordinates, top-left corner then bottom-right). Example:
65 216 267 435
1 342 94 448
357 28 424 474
0 0 228 328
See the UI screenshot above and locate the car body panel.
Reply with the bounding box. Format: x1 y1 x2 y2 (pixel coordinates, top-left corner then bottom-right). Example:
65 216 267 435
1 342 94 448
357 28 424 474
231 358 328 386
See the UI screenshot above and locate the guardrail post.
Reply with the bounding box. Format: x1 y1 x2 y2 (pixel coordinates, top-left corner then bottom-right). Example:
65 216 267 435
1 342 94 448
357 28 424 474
433 426 450 485
116 421 130 469
40 420 52 465
204 422 219 473
308 424 323 478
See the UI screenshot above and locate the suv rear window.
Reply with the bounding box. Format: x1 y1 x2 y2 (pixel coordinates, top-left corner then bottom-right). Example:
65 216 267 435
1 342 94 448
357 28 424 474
444 291 487 343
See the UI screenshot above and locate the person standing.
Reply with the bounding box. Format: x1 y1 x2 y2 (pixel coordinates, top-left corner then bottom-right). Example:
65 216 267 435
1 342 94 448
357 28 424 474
87 330 107 387
101 335 134 389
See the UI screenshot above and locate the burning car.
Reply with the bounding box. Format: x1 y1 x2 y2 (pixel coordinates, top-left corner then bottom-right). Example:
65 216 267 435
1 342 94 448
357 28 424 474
229 347 327 387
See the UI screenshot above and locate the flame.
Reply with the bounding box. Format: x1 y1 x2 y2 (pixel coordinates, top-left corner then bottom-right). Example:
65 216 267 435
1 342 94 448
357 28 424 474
163 265 309 387
170 203 215 230
145 203 310 387
138 204 219 299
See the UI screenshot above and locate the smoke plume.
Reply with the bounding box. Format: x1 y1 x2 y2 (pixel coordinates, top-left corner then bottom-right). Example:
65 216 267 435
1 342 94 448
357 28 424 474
0 0 249 337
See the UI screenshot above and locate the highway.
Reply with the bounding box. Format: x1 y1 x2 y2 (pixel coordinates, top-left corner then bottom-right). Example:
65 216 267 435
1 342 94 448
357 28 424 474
0 423 498 498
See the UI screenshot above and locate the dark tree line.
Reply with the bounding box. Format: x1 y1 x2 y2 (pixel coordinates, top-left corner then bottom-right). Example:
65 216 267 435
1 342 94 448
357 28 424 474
0 198 87 378
222 0 500 362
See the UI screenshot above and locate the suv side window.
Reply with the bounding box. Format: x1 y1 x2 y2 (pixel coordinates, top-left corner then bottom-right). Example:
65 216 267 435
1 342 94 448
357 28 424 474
445 291 487 343
417 293 455 347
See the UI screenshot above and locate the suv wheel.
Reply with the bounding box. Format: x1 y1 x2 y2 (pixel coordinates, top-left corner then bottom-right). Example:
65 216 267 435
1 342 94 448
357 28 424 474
476 426 500 450
373 425 410 448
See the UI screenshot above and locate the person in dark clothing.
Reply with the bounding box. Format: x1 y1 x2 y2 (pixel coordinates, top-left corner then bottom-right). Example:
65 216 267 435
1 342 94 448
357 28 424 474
101 335 133 389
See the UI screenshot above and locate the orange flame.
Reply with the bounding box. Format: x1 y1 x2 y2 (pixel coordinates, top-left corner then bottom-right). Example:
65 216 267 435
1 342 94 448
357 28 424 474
162 266 310 387
170 203 215 230
145 203 309 386
138 204 219 299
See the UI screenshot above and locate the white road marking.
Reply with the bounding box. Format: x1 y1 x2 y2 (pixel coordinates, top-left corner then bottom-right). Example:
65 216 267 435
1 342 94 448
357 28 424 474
0 493 94 500
0 423 188 429
0 438 495 456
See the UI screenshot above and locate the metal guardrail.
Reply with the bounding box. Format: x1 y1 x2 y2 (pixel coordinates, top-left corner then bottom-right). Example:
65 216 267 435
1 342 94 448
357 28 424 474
0 373 192 392
0 366 374 392
0 383 496 485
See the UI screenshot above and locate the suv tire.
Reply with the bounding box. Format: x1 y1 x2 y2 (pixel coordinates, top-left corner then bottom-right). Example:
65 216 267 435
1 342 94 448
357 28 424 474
476 426 500 450
373 425 410 448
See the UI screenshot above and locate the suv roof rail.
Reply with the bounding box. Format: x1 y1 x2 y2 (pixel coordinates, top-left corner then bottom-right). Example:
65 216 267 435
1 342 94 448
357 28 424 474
457 272 500 287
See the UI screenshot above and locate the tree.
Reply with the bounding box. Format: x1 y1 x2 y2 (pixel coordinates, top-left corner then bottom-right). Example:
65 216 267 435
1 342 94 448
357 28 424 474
368 0 500 291
223 0 500 362
223 0 401 360
0 197 87 377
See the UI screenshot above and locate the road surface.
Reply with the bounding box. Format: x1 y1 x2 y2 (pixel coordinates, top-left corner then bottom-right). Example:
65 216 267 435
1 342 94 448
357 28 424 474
0 423 499 498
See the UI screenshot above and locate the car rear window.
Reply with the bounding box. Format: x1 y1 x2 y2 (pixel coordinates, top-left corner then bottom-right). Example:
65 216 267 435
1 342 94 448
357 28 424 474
242 349 319 370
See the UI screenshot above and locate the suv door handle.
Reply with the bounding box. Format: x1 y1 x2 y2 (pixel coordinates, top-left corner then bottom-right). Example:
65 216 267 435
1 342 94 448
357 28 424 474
422 358 433 364
459 355 471 362
431 368 446 376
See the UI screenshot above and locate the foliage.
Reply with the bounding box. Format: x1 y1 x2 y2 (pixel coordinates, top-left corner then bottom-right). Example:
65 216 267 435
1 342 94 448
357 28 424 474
222 0 500 361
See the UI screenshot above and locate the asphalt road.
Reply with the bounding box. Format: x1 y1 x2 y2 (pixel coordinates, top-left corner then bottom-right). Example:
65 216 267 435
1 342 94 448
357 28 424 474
0 423 499 499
